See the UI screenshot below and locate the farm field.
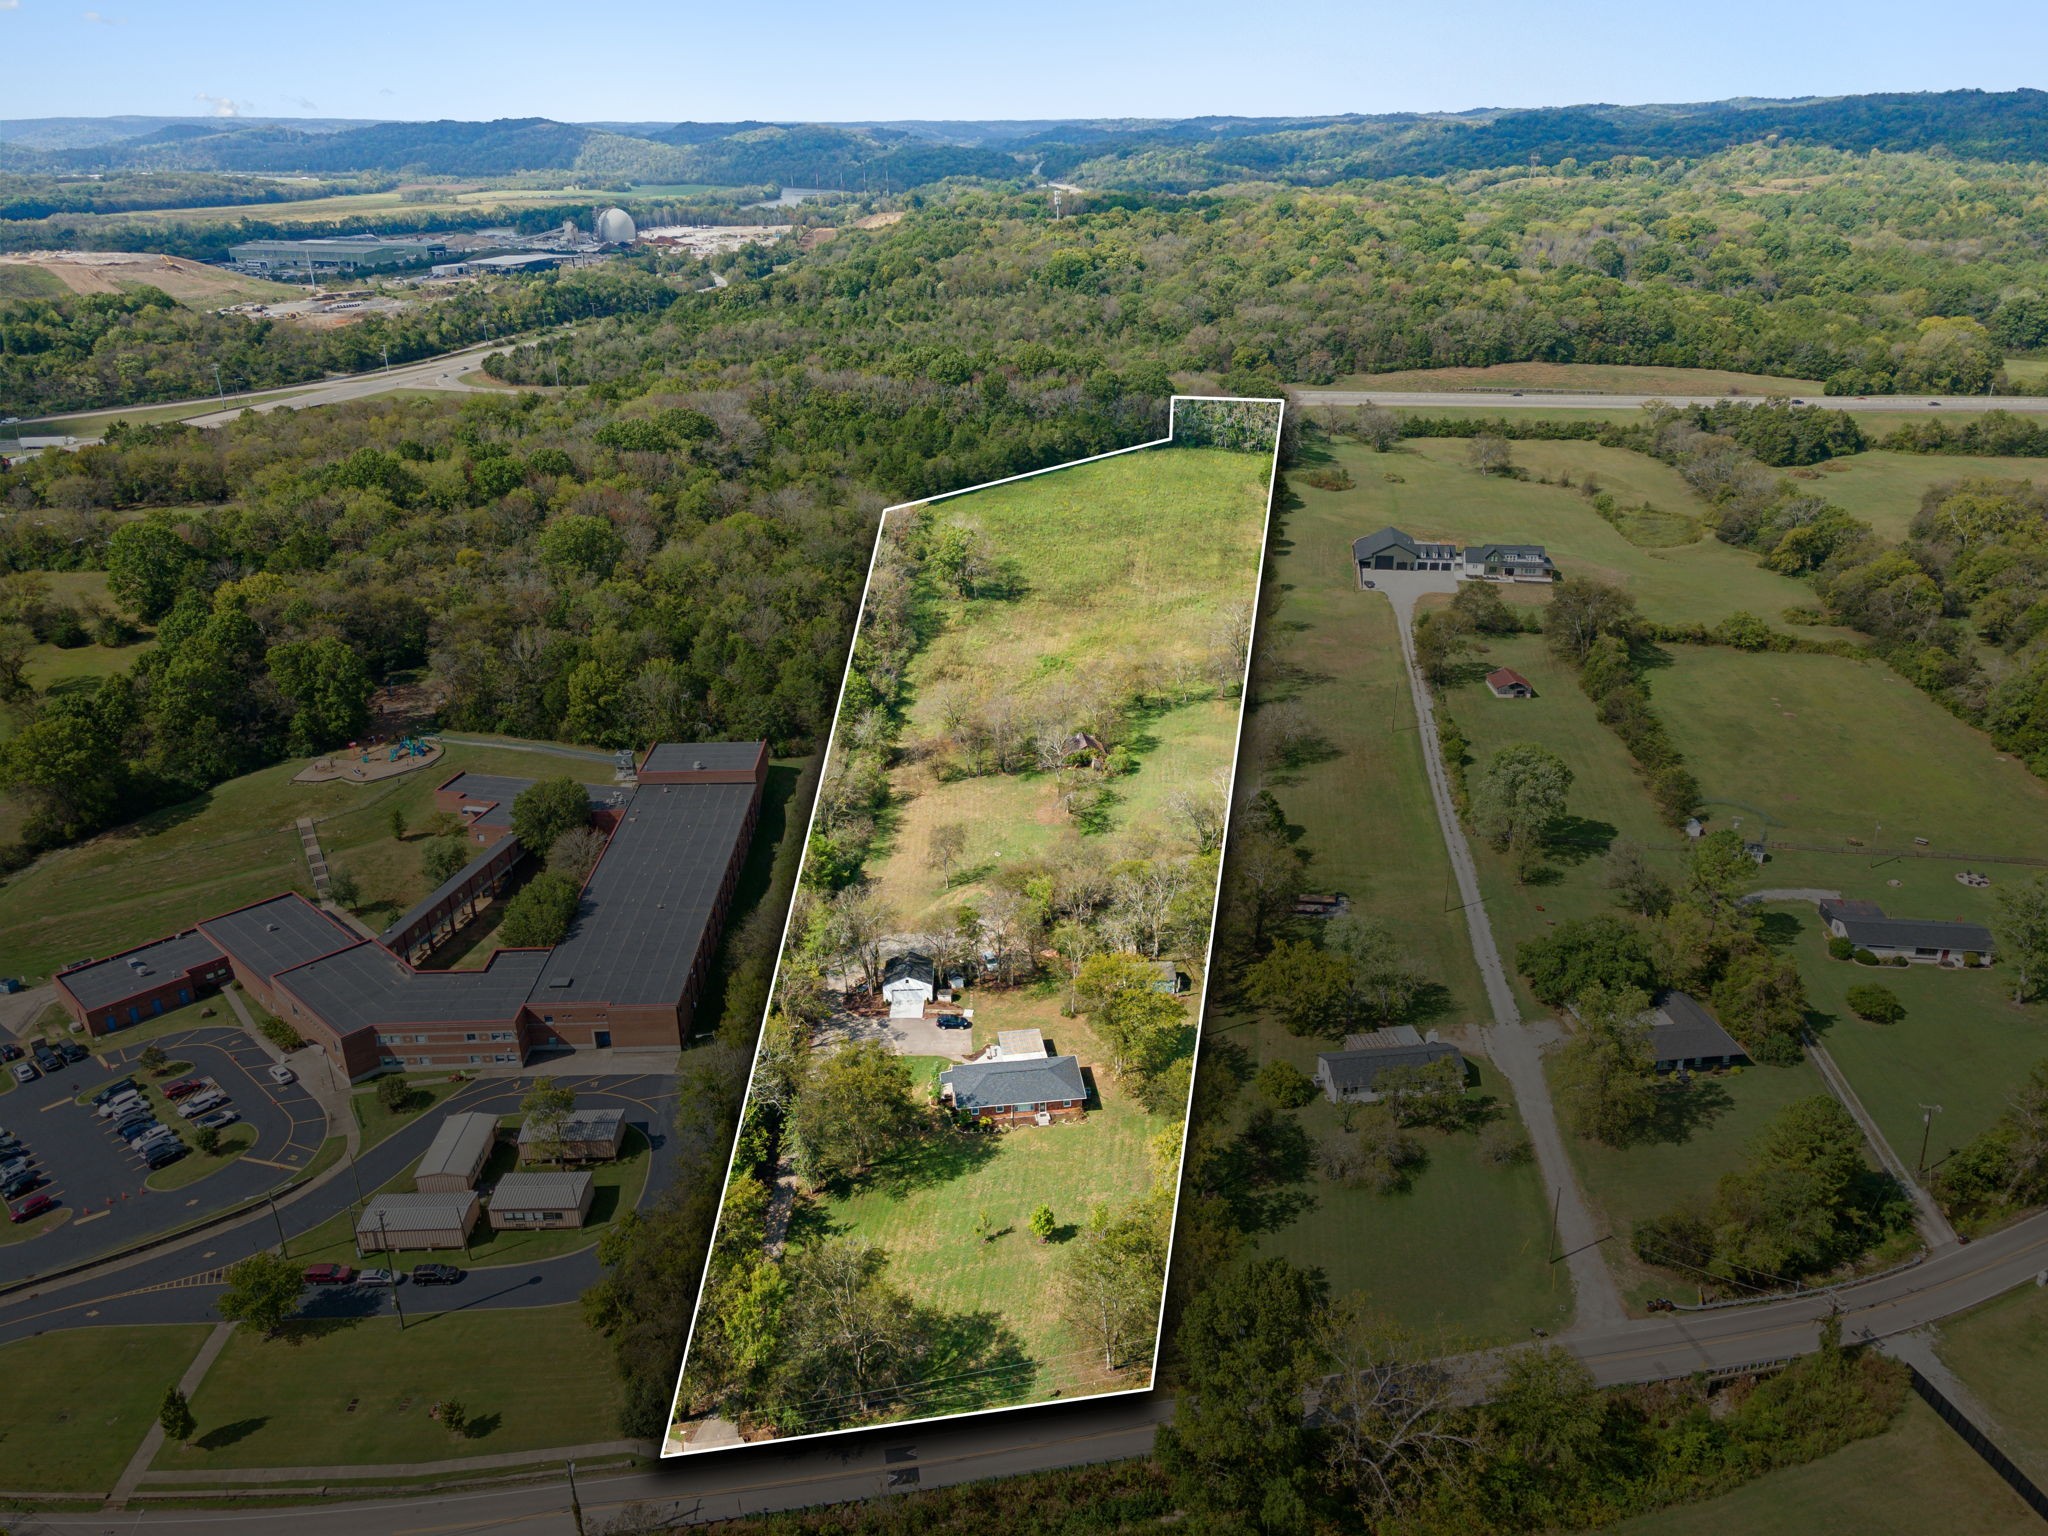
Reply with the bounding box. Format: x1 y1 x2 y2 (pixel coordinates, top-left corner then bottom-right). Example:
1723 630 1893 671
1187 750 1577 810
1302 437 1827 633
865 442 1270 928
1935 1281 2048 1483
1318 362 1824 396
159 1304 622 1470
0 740 612 981
83 179 723 230
1551 1055 1834 1306
0 251 298 306
1605 1395 2041 1536
1657 646 2048 859
819 992 1158 1406
0 1325 211 1492
1771 906 2048 1171
1810 449 2048 541
1258 1058 1567 1345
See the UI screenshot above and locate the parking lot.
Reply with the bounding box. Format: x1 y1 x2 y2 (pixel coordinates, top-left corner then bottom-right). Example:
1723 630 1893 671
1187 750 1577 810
0 1025 329 1283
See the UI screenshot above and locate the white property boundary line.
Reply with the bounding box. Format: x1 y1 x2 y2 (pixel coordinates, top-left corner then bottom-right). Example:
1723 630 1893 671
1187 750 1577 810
665 395 1287 1457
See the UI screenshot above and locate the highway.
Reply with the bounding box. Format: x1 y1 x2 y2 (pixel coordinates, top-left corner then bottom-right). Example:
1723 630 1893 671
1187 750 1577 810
1294 387 2048 414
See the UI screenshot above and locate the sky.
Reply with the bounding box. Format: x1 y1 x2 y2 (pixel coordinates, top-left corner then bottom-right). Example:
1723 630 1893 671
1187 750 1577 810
2 0 2044 124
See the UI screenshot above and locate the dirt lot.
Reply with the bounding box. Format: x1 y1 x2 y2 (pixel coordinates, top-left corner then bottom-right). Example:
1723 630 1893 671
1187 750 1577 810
0 250 297 307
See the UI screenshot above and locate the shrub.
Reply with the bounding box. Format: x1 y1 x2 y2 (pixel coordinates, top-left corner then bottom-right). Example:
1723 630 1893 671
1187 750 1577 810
1827 935 1855 961
1964 951 1983 967
1477 1120 1532 1167
1885 954 1909 967
1255 1059 1319 1109
258 1015 303 1052
1853 948 1879 966
1845 983 1905 1023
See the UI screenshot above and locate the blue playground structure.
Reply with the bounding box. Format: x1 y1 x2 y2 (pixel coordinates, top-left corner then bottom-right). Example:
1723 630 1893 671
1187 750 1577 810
387 736 431 762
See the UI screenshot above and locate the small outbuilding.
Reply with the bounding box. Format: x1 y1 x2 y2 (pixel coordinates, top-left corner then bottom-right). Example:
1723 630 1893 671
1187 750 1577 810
488 1170 595 1230
518 1106 626 1164
1150 960 1188 995
882 951 937 1018
991 1028 1047 1060
356 1191 479 1252
414 1111 501 1193
1485 668 1535 699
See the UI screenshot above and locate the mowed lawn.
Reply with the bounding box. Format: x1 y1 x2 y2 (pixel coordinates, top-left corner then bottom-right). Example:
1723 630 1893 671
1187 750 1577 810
1440 631 1680 1014
1552 1055 1833 1306
1255 1055 1568 1346
1657 646 2048 858
0 1324 211 1492
162 1305 623 1470
0 742 612 981
863 444 1268 924
1775 908 2048 1171
1604 1396 2041 1536
1814 450 2048 541
1305 437 1825 633
1936 1281 2048 1484
1317 362 1824 396
820 995 1161 1401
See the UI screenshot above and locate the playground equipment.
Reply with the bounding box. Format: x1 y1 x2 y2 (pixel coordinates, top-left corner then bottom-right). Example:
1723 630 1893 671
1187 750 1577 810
386 737 432 763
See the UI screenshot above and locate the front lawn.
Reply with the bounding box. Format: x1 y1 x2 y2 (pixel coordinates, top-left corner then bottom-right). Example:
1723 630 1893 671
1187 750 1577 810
159 1305 623 1470
1935 1280 2048 1483
0 1324 211 1491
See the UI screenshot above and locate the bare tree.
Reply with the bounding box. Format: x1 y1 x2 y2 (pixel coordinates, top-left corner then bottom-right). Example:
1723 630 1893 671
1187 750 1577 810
823 885 890 995
924 823 968 879
1313 1297 1473 1518
1166 770 1232 855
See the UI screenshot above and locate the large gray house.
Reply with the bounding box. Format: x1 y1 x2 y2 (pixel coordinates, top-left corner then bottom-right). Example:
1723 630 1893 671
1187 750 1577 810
1352 527 1556 585
1313 1026 1465 1104
1818 899 1993 966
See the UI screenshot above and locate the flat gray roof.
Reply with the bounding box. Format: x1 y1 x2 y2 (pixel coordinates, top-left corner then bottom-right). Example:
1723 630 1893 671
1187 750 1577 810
642 741 764 775
416 1112 501 1183
528 780 756 1007
378 835 524 948
278 943 551 1033
59 930 227 1012
198 894 357 984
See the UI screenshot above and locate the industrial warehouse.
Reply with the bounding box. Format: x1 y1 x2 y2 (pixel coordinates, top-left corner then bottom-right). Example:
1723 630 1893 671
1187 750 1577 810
52 742 767 1078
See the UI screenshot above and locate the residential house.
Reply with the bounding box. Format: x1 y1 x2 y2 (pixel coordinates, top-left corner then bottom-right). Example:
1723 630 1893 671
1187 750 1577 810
1352 527 1556 587
1818 899 1993 966
1650 992 1748 1073
1314 1026 1465 1104
940 1054 1088 1126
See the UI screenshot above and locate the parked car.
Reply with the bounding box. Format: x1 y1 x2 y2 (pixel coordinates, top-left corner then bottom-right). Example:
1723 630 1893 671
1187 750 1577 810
30 1044 62 1072
57 1040 87 1064
0 977 22 993
193 1107 241 1131
142 1141 186 1170
0 1042 21 1062
267 1064 297 1086
177 1090 228 1119
116 1118 163 1143
302 1263 354 1284
136 1124 181 1150
8 1193 55 1223
0 1170 39 1201
91 1077 139 1106
0 1137 24 1161
410 1263 464 1285
111 1109 154 1135
357 1268 405 1287
98 1092 146 1119
11 1062 38 1084
161 1077 208 1100
935 1013 972 1029
0 1156 33 1182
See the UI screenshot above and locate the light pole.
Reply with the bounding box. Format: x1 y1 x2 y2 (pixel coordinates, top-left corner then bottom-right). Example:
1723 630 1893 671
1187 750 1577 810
266 1189 289 1257
381 1213 406 1331
566 1458 586 1536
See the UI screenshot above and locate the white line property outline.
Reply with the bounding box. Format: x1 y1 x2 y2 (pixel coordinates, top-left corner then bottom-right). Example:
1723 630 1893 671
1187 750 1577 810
664 394 1287 1456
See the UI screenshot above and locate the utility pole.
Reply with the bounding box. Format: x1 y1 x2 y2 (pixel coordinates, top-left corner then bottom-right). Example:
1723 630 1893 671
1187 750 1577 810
566 1458 587 1536
266 1190 289 1257
211 363 226 408
1917 1103 1943 1177
381 1214 407 1330
381 344 390 373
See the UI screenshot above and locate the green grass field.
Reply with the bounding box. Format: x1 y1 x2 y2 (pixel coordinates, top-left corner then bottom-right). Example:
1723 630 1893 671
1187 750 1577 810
1304 438 1826 634
819 993 1159 1404
1256 1059 1568 1346
1318 362 1824 396
1813 450 2048 541
1604 1395 2040 1536
1551 1055 1833 1305
1935 1280 2048 1483
0 262 69 299
0 1325 212 1491
159 1305 623 1470
0 742 611 981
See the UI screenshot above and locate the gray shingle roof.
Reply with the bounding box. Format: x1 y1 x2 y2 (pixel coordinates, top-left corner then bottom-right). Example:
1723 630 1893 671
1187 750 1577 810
883 952 936 987
1316 1041 1463 1094
1824 901 1994 953
942 1054 1088 1112
416 1112 501 1183
1651 991 1747 1066
1467 543 1550 563
59 930 227 1011
1352 527 1418 562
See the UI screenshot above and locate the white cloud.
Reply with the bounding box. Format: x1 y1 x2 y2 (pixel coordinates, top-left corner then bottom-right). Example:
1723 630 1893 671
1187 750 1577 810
82 9 124 23
0 3 21 14
195 92 247 117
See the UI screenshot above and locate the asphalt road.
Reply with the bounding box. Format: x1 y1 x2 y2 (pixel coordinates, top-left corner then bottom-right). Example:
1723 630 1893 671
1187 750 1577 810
2 1028 324 1286
179 338 518 429
1295 388 2048 414
0 1072 677 1347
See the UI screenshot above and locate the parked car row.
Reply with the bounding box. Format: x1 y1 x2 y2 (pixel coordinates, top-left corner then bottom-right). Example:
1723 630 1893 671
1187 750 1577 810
1 1120 53 1222
10 1035 85 1084
303 1262 465 1287
91 1077 188 1172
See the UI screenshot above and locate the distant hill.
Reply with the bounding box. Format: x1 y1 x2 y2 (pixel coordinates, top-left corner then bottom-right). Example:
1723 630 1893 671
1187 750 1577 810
4 89 2045 190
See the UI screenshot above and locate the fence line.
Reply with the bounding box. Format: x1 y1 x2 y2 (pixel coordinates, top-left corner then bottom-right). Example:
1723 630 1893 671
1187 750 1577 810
1906 1364 2048 1523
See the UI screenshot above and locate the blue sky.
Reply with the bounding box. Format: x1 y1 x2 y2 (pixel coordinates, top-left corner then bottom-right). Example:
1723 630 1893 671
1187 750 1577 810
3 0 2043 124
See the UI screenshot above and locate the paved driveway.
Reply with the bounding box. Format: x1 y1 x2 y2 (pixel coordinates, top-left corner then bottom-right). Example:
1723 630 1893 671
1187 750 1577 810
0 1027 326 1286
819 1009 975 1061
